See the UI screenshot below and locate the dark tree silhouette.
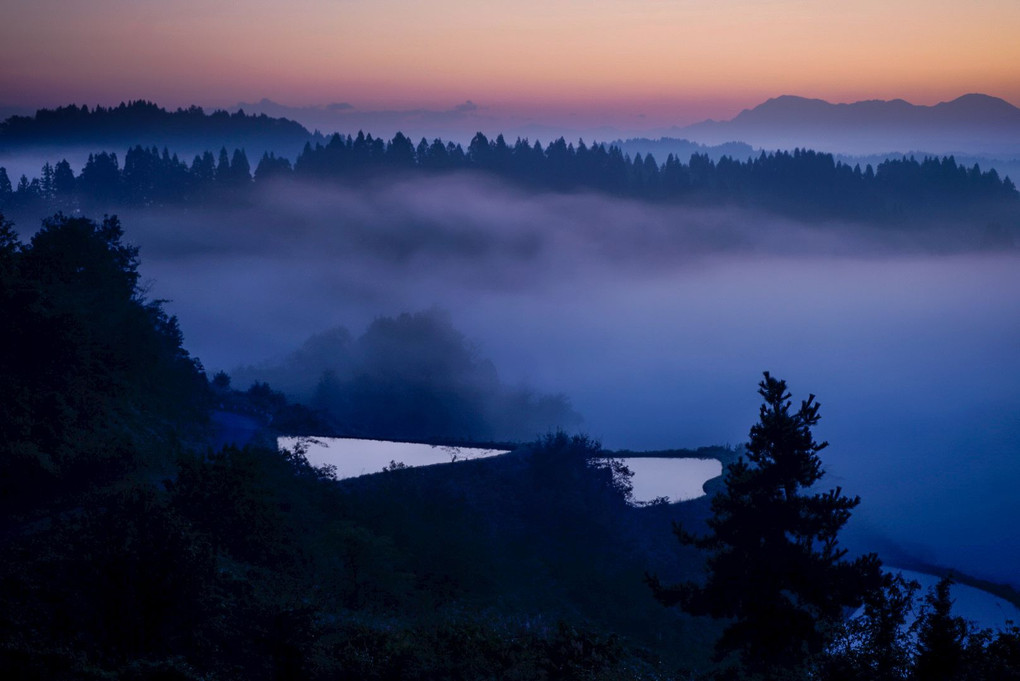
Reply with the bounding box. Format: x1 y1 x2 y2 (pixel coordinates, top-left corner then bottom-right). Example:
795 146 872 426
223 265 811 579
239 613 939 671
190 150 216 188
821 571 920 681
913 576 969 681
0 167 11 200
229 148 252 184
385 131 416 167
0 213 205 511
649 372 881 679
3 112 1017 227
78 151 122 201
39 162 55 200
215 146 231 184
0 100 317 154
254 151 293 181
52 159 75 197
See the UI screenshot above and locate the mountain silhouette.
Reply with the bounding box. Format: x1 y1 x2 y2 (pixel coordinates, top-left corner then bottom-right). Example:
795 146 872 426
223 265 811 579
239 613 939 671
681 94 1020 155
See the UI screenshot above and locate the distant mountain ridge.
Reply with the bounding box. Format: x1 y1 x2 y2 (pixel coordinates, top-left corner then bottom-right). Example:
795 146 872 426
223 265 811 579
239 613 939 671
681 94 1020 155
728 94 1020 127
0 100 321 157
5 94 1018 159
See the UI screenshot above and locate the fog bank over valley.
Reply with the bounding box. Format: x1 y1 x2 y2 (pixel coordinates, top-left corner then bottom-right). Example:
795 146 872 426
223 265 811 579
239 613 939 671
14 172 1017 586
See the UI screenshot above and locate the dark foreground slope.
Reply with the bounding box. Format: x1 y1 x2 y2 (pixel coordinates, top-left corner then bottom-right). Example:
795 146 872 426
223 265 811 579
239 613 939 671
0 211 717 680
0 213 208 515
4 212 1018 681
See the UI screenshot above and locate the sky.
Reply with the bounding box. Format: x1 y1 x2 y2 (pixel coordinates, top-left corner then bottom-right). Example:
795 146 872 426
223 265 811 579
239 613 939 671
2 0 1019 130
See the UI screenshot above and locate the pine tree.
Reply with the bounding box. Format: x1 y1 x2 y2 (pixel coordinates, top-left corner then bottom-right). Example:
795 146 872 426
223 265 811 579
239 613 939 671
0 167 12 201
53 159 76 197
913 576 968 681
216 147 230 182
40 162 55 199
649 372 881 680
229 148 251 184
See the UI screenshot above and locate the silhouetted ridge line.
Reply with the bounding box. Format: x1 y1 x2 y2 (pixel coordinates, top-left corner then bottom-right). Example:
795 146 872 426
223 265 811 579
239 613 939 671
0 100 319 151
678 93 1020 155
725 93 1020 127
1 130 1017 225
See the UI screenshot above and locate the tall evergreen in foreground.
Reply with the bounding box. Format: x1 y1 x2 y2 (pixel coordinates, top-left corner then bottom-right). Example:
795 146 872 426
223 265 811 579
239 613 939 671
650 372 882 680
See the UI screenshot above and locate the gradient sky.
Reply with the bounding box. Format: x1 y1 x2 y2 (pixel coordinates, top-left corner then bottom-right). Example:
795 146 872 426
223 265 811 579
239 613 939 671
2 0 1019 127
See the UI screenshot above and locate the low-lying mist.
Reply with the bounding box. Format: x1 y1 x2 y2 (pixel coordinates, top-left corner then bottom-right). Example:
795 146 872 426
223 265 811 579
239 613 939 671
17 173 1018 586
232 308 582 443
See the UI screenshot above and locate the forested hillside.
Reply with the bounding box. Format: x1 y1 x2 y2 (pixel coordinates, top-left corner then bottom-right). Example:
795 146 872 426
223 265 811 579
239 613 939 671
0 211 712 679
2 104 1017 228
0 101 317 154
2 211 1018 680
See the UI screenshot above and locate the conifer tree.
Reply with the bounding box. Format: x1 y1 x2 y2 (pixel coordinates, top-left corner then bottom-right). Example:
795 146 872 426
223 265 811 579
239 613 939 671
0 167 12 201
649 372 881 680
229 148 251 184
53 159 75 197
913 576 968 681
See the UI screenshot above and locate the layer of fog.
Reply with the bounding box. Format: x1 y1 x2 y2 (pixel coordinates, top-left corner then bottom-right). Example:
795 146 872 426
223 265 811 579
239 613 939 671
235 309 582 442
12 173 1018 587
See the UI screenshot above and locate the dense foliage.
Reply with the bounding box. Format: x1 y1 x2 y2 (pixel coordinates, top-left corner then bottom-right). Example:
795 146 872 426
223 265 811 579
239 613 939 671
0 212 704 678
0 100 316 153
2 212 1018 680
2 115 1017 227
0 213 206 513
649 374 883 679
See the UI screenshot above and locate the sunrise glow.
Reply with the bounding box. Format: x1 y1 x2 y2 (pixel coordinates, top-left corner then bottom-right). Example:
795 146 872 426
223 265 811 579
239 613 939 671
2 0 1018 126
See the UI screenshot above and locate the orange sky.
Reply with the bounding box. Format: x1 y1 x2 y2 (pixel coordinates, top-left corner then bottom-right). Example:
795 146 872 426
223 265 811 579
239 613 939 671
2 0 1018 126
